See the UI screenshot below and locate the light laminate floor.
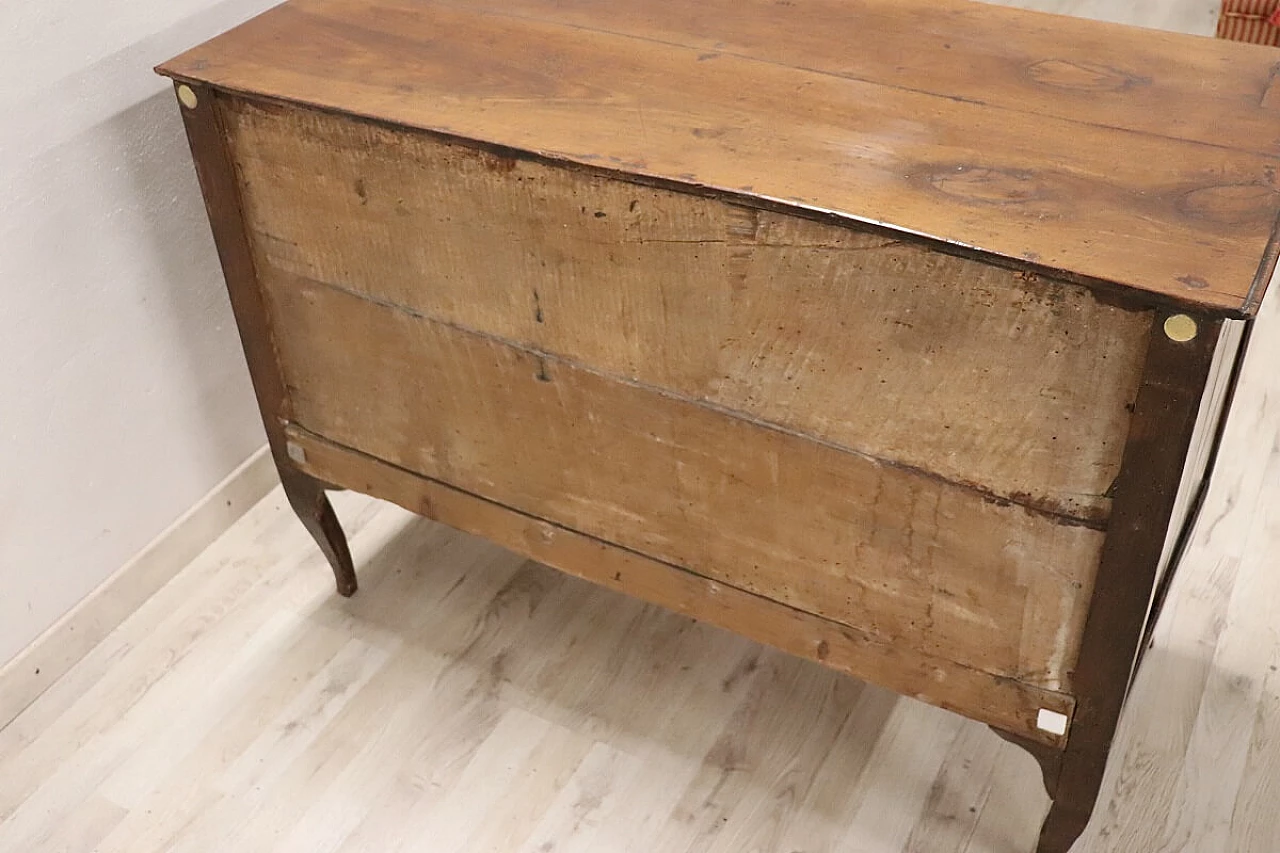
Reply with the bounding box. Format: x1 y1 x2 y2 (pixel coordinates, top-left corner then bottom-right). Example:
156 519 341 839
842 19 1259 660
3 4 1277 852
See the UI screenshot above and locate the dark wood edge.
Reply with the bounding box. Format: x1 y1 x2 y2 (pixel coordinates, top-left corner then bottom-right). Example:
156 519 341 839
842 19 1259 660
1032 311 1221 845
1134 317 1257 673
1245 210 1280 315
174 83 293 460
177 82 360 596
156 81 1254 321
153 0 1280 167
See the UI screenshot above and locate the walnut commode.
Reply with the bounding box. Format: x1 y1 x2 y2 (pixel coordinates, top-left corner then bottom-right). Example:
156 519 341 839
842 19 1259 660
158 2 1278 849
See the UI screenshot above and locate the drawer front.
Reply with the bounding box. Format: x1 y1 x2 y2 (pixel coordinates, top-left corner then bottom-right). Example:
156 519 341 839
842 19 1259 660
227 98 1154 692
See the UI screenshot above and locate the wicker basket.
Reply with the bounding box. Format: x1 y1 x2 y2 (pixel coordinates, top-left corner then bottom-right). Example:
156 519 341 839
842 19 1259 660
1218 0 1280 44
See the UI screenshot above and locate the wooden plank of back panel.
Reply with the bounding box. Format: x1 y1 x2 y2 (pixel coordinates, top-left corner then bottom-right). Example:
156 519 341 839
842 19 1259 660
158 0 1280 313
226 98 1153 526
282 423 1076 746
263 272 1106 690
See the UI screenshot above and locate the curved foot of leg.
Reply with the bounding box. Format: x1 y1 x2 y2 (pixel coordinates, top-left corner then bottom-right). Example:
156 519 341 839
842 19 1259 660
989 726 1092 852
989 727 1063 799
1035 800 1090 853
280 467 357 596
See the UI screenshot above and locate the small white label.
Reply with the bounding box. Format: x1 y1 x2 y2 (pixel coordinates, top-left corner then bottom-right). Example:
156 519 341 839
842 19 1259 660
286 441 307 465
1037 708 1069 737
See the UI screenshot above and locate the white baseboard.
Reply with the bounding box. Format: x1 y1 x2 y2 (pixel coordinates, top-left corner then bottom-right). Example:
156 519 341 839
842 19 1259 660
0 444 277 731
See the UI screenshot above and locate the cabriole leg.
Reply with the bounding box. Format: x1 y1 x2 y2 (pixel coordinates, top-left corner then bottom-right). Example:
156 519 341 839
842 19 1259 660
991 725 1098 853
1035 800 1092 853
279 466 357 596
174 81 358 597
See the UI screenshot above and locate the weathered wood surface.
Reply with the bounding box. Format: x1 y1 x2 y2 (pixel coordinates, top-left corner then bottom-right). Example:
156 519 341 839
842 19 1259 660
263 270 1107 691
226 98 1153 526
157 0 1280 315
282 423 1076 745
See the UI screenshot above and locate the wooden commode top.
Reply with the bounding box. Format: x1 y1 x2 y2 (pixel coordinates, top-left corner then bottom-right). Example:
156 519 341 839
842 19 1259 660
159 0 1280 317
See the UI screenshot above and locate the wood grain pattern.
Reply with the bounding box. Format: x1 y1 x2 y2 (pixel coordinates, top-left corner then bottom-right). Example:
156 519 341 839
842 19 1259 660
264 272 1106 691
156 0 1280 315
226 97 1153 525
282 423 1075 745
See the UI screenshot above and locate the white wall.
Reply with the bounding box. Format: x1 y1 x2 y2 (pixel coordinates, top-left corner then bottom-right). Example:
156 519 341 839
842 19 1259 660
984 0 1218 32
0 0 280 665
